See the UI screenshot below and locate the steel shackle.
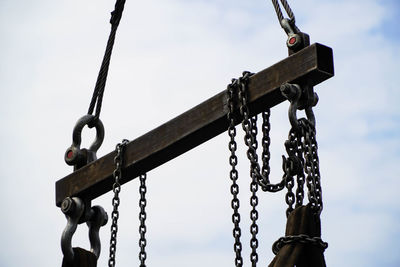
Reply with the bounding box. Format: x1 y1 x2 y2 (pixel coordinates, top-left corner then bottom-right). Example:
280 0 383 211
65 114 105 170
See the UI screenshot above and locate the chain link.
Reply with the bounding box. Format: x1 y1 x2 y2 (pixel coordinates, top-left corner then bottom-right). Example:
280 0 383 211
294 129 306 208
138 174 148 267
261 111 271 179
109 139 129 267
227 80 244 267
226 73 325 262
301 119 323 215
272 234 328 255
237 74 260 266
236 72 287 193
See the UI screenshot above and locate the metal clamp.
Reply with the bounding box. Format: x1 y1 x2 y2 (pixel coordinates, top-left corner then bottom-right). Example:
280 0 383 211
65 115 105 170
61 197 108 264
280 83 318 130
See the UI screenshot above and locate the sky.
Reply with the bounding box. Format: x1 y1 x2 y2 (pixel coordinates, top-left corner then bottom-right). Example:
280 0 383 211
0 0 399 266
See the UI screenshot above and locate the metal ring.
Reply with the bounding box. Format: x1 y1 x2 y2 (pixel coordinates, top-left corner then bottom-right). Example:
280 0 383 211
71 114 105 152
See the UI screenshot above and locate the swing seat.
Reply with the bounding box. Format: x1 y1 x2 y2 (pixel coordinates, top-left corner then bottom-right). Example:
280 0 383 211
269 205 326 267
62 247 97 267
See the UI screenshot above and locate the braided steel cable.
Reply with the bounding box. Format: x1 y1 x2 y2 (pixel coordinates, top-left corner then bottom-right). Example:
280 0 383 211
270 0 296 25
88 0 126 120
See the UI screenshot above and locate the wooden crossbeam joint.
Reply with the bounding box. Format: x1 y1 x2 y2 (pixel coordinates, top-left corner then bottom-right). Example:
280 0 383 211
55 43 334 207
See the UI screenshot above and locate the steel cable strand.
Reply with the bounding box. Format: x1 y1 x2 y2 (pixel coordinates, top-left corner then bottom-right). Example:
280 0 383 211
270 0 296 24
87 0 126 120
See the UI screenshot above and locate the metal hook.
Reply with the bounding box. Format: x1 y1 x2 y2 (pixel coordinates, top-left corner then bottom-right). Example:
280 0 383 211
64 114 105 170
60 197 108 264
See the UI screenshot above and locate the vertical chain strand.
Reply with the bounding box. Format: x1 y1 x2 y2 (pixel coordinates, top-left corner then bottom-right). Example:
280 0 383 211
238 73 260 266
138 174 148 267
227 80 244 267
302 119 323 215
261 111 271 183
109 139 129 267
294 130 306 208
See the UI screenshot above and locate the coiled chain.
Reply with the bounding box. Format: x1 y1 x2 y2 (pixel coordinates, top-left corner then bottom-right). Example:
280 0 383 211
109 139 129 267
272 234 328 255
138 174 148 267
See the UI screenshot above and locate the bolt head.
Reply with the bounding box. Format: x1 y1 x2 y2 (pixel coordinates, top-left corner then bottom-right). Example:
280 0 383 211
289 36 297 45
61 197 75 214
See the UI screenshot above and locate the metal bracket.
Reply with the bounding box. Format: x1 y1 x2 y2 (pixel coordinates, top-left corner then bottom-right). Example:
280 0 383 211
60 197 108 264
64 115 105 171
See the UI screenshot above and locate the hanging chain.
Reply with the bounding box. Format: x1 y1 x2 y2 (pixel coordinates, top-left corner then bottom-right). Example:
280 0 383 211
237 73 260 266
109 139 129 267
301 119 323 215
261 111 271 179
281 81 323 216
294 129 306 209
227 73 326 262
235 72 286 193
138 174 148 267
227 80 244 267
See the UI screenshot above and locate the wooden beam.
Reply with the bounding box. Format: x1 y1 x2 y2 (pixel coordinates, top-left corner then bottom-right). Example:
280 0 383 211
55 43 334 206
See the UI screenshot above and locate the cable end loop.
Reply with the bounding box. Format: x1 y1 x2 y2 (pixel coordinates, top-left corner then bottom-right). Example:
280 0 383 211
110 0 126 26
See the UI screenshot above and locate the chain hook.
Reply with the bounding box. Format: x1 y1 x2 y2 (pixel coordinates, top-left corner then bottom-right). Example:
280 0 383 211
61 197 108 264
65 114 105 170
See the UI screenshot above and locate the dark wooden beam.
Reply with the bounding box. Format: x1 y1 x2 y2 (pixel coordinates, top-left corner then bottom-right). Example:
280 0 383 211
55 43 334 206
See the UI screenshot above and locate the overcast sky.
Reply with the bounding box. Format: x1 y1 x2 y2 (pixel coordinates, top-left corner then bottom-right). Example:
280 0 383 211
1 0 399 266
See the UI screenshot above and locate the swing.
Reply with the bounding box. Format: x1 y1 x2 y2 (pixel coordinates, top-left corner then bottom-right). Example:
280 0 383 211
56 0 334 266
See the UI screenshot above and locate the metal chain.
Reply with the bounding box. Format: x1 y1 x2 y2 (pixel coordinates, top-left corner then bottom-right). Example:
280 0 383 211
261 111 271 179
138 174 148 267
109 139 129 267
283 131 301 217
272 234 328 255
301 119 323 215
294 129 306 208
227 74 325 262
237 74 260 266
235 72 286 193
227 80 244 267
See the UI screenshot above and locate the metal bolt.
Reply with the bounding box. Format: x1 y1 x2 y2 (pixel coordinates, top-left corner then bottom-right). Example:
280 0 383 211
280 83 300 100
61 197 75 214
